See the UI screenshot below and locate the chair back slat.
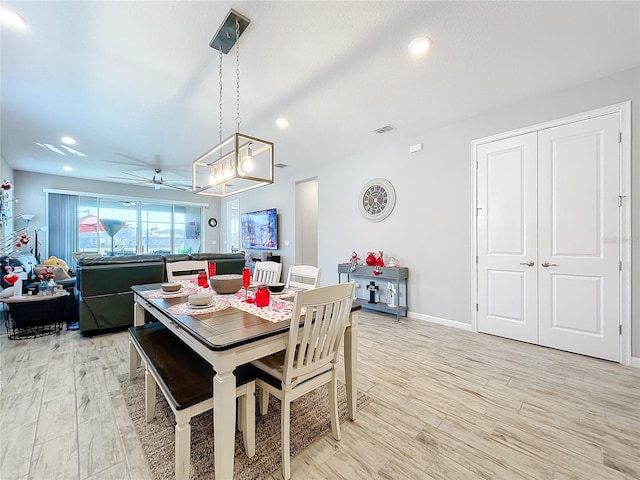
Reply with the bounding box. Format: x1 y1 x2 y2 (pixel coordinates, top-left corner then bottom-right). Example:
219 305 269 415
285 265 321 290
284 283 355 387
166 260 208 282
253 261 282 285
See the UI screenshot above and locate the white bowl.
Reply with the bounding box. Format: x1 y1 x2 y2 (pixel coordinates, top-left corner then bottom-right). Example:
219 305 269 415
188 293 213 306
161 282 181 293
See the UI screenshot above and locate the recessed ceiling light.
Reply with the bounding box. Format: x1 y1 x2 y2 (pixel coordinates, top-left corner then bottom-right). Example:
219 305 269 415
276 118 289 129
0 6 27 30
408 36 432 58
61 136 76 145
63 165 74 172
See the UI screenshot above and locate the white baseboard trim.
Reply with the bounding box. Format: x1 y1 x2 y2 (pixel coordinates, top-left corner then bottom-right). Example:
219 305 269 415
407 311 473 331
631 357 640 369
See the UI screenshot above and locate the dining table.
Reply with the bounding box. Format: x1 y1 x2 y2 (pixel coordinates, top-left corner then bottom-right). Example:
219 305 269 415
129 282 360 479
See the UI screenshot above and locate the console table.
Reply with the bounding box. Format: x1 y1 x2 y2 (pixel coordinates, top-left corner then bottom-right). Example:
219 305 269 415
338 264 408 320
1 291 69 339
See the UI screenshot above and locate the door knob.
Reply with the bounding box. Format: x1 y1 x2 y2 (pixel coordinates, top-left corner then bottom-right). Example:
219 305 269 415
541 262 558 267
519 261 535 267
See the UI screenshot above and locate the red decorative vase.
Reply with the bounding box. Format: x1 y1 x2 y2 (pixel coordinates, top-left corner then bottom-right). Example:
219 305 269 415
255 285 270 307
365 252 376 266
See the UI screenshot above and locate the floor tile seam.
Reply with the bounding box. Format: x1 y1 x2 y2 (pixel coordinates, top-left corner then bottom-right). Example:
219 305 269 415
488 419 608 469
27 348 54 480
107 365 140 479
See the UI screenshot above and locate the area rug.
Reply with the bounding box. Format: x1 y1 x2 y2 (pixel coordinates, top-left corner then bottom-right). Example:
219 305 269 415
119 373 371 479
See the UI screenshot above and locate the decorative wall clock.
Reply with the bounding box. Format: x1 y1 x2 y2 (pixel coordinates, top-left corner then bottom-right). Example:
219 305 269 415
358 178 396 222
208 217 218 227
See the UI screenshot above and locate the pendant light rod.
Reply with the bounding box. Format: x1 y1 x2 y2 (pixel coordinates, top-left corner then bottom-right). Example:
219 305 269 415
192 8 274 198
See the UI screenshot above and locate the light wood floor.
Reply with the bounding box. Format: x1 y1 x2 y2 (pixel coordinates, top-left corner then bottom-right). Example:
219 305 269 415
1 311 638 480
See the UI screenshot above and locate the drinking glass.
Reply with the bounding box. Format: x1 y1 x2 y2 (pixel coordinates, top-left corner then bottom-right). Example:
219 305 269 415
242 267 253 303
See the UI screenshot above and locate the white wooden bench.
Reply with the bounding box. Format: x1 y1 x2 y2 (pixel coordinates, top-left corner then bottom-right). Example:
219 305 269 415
128 322 256 480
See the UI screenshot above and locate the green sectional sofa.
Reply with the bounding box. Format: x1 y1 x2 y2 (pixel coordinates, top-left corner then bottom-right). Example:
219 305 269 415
76 252 245 334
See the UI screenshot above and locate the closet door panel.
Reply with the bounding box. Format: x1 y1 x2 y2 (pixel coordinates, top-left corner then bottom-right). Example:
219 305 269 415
477 133 538 343
537 113 620 362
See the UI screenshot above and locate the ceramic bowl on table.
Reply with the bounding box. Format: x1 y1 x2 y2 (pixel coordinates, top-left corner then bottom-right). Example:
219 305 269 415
161 282 181 293
209 274 243 294
188 293 213 306
267 282 285 293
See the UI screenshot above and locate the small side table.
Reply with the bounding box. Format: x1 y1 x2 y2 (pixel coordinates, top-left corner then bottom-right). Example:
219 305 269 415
1 291 69 339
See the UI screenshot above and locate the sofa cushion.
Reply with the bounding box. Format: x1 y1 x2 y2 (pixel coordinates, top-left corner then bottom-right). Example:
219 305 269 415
164 254 191 263
190 253 246 275
78 254 165 267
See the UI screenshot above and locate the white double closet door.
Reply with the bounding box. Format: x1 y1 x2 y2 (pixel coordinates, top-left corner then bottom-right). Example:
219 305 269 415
477 113 621 362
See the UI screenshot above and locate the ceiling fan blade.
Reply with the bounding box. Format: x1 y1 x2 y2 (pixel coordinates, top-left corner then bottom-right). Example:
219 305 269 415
108 172 150 181
162 182 191 191
107 152 154 167
107 179 150 185
163 179 191 184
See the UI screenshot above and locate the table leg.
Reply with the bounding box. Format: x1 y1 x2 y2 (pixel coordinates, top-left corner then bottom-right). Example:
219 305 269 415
129 298 145 378
214 367 237 479
344 310 359 421
133 299 145 327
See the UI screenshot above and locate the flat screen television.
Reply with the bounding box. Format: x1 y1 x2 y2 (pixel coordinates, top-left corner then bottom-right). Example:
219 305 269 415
241 208 278 250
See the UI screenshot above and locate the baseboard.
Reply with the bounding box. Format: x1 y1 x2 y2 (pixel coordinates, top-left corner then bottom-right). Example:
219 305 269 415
631 357 640 369
407 311 473 331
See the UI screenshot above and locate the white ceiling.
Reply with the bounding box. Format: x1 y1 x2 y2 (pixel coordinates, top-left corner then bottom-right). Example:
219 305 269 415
1 1 639 188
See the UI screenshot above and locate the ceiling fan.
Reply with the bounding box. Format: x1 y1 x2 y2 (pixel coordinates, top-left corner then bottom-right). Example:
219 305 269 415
107 168 191 191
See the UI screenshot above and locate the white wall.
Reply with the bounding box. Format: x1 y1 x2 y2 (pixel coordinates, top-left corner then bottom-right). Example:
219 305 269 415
225 67 640 356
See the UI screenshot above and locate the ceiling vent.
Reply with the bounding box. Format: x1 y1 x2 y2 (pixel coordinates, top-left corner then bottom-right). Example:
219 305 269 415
373 125 395 134
274 163 288 168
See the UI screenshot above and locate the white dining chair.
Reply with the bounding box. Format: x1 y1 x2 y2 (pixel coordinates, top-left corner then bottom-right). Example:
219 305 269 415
252 261 282 285
166 260 208 282
252 282 355 480
284 265 321 291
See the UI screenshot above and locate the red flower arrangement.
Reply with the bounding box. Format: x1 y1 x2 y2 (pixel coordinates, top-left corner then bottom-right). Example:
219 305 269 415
38 266 55 280
14 233 30 249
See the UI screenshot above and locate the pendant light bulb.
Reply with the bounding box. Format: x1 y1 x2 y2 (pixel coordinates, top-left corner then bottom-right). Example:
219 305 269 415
224 160 234 179
240 143 254 176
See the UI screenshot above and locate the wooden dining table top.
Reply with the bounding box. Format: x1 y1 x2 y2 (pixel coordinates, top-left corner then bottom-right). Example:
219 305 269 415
131 283 361 352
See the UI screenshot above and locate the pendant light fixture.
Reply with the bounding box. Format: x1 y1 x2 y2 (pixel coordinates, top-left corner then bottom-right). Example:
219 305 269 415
192 9 274 197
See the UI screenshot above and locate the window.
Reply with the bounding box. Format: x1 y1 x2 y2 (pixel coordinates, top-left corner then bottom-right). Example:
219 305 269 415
77 197 202 256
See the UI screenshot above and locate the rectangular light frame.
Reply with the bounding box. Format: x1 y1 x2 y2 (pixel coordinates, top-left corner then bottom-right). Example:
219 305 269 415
192 132 274 197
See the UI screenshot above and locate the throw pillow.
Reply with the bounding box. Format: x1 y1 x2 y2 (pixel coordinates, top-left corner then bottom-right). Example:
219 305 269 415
0 286 15 298
42 255 69 271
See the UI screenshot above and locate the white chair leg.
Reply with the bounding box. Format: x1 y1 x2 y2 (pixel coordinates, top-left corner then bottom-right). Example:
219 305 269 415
175 414 191 480
281 398 291 480
237 395 245 432
129 341 140 380
243 384 256 457
329 375 341 441
144 368 157 422
259 385 270 415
